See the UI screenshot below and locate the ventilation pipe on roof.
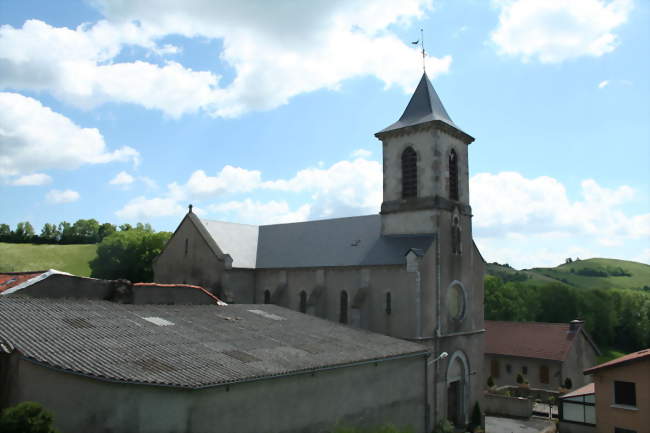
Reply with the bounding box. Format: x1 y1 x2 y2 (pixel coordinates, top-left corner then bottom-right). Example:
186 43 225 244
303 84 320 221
569 319 584 333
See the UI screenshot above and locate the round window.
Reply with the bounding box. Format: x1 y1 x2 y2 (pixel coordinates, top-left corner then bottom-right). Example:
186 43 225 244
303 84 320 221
447 283 465 320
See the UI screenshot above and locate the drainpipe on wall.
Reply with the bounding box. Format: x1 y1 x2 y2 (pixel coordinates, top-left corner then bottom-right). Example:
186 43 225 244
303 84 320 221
434 235 442 425
415 266 422 339
424 353 431 432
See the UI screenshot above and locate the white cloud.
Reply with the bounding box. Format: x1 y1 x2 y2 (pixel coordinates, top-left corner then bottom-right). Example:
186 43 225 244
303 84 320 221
491 0 633 63
209 199 311 225
263 157 383 218
598 80 609 88
0 92 139 177
351 148 372 158
0 1 450 118
109 171 135 186
10 173 52 186
115 196 185 220
183 166 262 198
471 172 649 245
46 189 80 204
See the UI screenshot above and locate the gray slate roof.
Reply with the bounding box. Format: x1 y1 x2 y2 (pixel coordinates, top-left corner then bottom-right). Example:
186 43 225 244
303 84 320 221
378 72 466 135
201 219 259 268
197 214 435 270
0 297 427 389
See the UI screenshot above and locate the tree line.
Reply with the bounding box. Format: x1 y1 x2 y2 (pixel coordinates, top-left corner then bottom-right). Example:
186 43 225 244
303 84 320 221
0 220 153 244
485 276 650 353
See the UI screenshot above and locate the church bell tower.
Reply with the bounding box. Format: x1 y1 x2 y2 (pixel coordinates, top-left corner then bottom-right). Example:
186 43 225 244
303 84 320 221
374 73 475 237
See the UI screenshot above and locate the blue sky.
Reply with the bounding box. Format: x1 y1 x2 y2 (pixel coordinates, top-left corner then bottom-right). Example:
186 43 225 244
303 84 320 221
0 0 648 269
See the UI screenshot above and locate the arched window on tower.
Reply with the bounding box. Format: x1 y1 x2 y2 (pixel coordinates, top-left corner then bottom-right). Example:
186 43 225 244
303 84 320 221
449 149 459 201
299 290 307 313
401 147 417 198
263 290 271 304
385 292 392 315
340 291 348 324
451 214 462 255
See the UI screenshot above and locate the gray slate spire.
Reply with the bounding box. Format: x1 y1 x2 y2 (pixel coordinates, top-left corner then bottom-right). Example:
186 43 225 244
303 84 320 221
378 72 467 137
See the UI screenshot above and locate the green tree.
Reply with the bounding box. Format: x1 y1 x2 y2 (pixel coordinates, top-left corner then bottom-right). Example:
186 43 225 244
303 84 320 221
98 222 117 241
0 223 10 241
13 221 35 243
69 218 101 243
90 228 171 282
0 401 60 433
39 223 61 243
58 221 72 244
119 223 133 232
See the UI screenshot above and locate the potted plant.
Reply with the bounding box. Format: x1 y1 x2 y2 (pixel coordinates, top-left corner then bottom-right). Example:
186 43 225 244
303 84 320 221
486 375 495 390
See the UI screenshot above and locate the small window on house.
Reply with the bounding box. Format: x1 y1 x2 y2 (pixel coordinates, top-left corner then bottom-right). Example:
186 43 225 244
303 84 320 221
299 291 307 314
340 291 348 324
614 381 636 407
385 292 392 315
184 238 189 256
401 147 417 198
522 366 528 375
491 359 500 378
540 365 549 384
449 149 459 201
263 290 271 304
506 364 512 374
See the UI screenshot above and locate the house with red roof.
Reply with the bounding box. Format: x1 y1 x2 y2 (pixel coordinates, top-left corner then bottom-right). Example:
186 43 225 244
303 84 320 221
581 348 650 433
485 319 600 391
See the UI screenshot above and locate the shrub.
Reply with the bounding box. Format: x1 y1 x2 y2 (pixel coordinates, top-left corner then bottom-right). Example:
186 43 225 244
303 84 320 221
487 376 495 388
0 401 60 433
469 401 482 432
563 377 573 389
432 419 454 433
516 373 524 384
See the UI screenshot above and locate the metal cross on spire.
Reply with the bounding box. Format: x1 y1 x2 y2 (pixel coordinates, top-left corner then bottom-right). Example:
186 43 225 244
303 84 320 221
411 28 426 73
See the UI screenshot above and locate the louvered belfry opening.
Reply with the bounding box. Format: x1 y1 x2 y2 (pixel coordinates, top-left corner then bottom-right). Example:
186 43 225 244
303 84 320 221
449 149 459 201
401 147 417 198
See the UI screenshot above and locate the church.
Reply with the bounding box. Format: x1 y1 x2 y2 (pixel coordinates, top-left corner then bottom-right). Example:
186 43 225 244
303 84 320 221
154 72 486 428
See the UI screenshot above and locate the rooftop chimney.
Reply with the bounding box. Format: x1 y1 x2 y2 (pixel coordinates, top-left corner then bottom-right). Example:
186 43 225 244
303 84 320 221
569 319 584 332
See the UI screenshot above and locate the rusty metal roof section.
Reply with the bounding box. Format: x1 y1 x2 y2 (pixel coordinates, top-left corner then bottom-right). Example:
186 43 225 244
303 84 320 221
485 320 600 362
0 297 428 389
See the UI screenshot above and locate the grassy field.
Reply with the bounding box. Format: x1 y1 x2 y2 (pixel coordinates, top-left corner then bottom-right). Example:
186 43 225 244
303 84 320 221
597 346 627 364
0 242 97 276
488 258 650 290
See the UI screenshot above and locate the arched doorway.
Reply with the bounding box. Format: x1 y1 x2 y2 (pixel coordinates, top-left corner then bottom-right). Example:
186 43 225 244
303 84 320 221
446 350 469 427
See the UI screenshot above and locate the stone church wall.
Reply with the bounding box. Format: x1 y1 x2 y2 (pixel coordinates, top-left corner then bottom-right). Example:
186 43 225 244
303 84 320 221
250 265 419 340
153 216 226 293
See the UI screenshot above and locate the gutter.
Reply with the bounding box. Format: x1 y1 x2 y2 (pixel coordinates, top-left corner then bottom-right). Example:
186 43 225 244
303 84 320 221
434 235 442 423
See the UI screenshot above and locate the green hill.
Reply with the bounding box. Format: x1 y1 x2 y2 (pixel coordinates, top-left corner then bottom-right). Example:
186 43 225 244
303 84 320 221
488 258 650 290
0 242 97 276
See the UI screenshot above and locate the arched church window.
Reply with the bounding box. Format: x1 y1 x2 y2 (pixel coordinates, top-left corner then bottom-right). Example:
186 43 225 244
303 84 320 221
299 290 307 313
449 149 459 201
263 290 271 304
451 215 461 255
401 147 417 198
340 291 348 324
385 292 392 315
184 238 189 256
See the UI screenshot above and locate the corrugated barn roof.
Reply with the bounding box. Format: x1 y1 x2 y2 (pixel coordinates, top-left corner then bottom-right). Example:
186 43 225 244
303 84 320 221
0 297 427 389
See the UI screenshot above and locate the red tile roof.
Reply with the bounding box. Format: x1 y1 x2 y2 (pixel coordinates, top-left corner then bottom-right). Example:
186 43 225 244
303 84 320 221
583 348 650 374
485 320 596 361
133 283 226 305
0 272 46 293
560 382 594 399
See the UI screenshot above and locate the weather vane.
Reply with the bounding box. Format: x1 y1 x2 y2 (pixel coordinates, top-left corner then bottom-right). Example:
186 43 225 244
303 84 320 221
411 28 426 73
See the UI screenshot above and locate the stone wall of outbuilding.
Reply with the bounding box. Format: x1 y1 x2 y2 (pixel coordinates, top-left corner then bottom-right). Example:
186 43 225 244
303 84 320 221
1 353 427 433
